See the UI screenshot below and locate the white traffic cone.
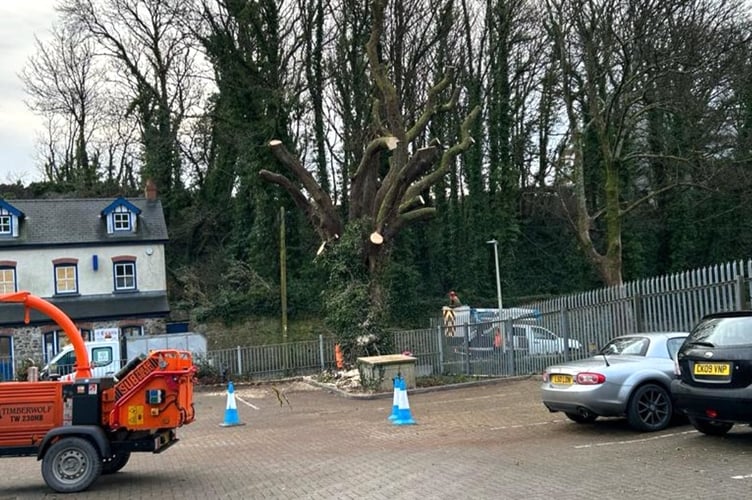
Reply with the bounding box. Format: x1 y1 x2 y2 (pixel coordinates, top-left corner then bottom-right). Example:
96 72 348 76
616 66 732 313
219 381 246 427
388 376 399 421
393 377 416 425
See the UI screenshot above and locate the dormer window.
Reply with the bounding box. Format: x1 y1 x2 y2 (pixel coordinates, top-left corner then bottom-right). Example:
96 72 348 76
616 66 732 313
0 200 24 238
101 197 141 235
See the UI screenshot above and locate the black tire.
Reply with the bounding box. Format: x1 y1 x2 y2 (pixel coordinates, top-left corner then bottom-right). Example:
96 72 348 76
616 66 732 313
565 411 598 424
626 383 672 432
689 417 734 436
102 450 131 474
41 437 103 493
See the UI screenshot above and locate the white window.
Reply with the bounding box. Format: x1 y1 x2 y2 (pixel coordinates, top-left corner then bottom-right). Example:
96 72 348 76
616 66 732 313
55 264 78 294
114 262 136 290
0 215 10 234
113 210 131 231
122 325 144 337
44 331 62 364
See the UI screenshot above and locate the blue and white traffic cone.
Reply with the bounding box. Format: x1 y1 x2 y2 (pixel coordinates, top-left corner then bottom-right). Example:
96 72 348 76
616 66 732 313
393 376 416 426
219 381 246 427
388 376 400 421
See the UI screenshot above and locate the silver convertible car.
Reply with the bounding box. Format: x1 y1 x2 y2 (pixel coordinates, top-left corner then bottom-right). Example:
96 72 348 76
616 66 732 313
541 332 688 431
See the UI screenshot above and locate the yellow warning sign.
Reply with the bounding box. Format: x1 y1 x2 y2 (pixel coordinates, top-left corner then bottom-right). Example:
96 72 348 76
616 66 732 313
442 306 455 336
127 405 144 426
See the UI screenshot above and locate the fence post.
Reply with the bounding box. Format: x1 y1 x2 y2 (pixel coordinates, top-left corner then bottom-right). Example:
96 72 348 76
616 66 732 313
632 294 644 332
505 318 514 376
735 275 748 310
437 325 444 376
560 305 571 362
463 323 471 375
318 335 325 371
236 346 242 376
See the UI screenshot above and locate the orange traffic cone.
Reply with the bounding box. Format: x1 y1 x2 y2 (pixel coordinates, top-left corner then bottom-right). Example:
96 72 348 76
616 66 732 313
335 344 345 369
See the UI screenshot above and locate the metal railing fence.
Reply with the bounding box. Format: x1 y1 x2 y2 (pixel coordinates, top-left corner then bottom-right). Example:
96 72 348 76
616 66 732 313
1 260 751 382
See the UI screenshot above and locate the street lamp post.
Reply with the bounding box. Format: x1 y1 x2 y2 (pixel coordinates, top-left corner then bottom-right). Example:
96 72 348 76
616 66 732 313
486 239 503 315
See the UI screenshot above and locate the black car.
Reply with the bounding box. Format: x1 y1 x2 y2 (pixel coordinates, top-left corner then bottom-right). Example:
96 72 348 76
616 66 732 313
672 311 752 435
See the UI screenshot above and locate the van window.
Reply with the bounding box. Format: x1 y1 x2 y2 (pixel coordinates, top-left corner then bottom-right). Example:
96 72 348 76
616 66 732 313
54 349 76 376
531 327 557 341
91 346 113 367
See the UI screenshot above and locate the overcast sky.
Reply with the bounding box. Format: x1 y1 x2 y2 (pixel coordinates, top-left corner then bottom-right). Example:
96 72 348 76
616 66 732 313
0 1 58 185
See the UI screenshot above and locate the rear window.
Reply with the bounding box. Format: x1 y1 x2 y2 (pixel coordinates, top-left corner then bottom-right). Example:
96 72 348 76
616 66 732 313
600 336 649 356
688 316 752 347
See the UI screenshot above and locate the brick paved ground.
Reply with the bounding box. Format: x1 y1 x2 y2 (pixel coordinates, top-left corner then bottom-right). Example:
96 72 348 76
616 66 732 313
1 377 752 499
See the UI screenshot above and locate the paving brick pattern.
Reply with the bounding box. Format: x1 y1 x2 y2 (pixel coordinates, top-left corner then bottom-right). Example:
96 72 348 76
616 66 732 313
1 377 751 499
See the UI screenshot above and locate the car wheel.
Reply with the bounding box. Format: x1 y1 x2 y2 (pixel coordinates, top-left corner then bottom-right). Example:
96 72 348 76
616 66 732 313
626 383 672 432
689 417 734 436
565 411 597 424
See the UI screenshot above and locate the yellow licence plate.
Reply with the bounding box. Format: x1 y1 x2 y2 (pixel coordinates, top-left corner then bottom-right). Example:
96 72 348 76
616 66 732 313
693 362 731 376
551 374 573 385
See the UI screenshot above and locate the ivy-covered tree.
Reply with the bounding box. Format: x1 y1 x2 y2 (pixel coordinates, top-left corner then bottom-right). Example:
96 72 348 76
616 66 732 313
260 0 478 357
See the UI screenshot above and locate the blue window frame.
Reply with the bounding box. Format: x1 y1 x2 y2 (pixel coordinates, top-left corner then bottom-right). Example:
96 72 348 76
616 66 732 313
43 331 61 364
0 335 12 381
0 267 16 293
55 264 78 294
114 261 136 291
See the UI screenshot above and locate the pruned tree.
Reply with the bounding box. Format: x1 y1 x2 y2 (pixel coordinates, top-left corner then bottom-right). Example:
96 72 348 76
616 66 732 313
260 0 479 353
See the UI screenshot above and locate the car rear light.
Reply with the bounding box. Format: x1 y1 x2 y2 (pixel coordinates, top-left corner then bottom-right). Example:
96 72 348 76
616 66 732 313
673 359 681 376
542 371 549 382
576 372 606 385
706 409 718 419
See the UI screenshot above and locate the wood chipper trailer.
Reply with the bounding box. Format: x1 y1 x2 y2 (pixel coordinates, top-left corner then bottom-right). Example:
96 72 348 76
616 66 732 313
0 291 196 493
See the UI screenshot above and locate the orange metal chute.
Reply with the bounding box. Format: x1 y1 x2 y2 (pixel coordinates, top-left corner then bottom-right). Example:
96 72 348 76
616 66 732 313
0 291 92 379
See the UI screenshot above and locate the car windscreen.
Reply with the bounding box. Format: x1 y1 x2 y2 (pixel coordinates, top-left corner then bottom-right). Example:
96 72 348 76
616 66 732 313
600 337 649 356
687 317 752 347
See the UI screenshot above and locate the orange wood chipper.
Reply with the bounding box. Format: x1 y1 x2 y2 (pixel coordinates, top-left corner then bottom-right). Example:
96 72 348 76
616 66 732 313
0 291 196 493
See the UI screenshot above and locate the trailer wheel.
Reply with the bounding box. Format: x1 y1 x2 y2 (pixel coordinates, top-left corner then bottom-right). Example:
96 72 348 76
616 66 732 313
41 437 102 493
102 450 131 474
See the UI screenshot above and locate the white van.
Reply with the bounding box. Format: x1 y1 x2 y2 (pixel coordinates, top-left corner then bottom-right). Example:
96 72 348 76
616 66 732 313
42 332 207 381
511 324 582 355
